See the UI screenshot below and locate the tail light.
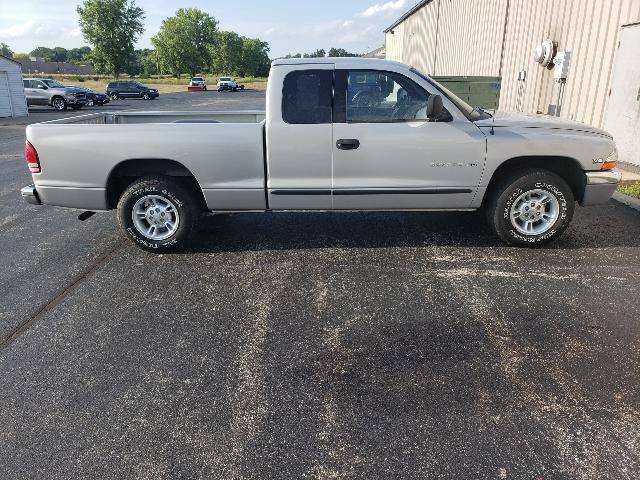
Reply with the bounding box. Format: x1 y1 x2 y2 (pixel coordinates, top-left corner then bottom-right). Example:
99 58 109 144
25 140 40 173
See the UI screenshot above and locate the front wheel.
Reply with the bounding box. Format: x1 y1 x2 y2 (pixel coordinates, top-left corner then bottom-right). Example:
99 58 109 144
110 93 120 100
117 177 201 252
52 97 67 111
486 169 575 247
142 92 150 100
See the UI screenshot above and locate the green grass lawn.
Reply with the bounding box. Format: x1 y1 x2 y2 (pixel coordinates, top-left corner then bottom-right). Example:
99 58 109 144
617 183 640 199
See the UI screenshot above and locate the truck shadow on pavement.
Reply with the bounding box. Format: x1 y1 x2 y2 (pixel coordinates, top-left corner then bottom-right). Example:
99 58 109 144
187 202 640 253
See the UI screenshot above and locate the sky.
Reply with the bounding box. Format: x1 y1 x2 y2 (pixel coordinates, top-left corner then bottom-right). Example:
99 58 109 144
0 0 421 58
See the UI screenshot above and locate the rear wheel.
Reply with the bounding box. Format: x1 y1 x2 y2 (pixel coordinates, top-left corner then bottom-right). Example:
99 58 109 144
486 169 574 247
52 96 67 111
117 177 201 252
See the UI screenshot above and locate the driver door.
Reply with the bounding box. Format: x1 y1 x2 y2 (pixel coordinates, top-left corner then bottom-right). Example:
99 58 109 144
331 70 486 209
26 80 49 105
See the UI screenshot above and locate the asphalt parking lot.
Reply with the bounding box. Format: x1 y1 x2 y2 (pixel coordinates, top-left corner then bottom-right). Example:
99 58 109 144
1 90 640 479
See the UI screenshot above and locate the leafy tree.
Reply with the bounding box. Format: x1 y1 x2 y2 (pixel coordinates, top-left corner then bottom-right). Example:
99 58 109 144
128 49 158 76
209 31 243 75
282 48 360 59
239 37 271 77
29 46 55 61
303 49 326 58
13 53 30 59
52 47 68 62
152 8 218 78
328 48 361 57
77 0 145 78
67 46 92 63
0 43 13 58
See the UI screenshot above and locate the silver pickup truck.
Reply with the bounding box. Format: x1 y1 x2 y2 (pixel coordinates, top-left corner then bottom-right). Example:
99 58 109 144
23 78 87 111
21 58 621 251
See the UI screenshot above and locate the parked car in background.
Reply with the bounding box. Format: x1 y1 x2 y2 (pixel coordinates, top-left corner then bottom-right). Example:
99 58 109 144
21 58 621 252
217 77 244 92
66 86 110 107
106 81 159 100
189 77 207 89
23 78 87 111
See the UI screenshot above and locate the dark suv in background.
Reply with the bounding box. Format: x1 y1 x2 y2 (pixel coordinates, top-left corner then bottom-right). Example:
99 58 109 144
106 81 159 100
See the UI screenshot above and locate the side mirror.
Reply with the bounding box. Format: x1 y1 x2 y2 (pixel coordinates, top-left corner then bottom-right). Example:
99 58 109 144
38 84 48 90
427 94 444 120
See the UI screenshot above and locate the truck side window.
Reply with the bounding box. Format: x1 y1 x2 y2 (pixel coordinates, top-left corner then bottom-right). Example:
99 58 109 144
346 70 433 123
282 70 332 124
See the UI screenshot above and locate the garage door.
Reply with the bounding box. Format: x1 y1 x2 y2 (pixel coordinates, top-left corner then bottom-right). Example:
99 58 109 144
0 72 13 118
604 23 640 167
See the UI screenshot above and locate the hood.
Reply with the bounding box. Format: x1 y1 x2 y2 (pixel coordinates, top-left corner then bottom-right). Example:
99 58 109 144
57 86 86 95
476 111 612 139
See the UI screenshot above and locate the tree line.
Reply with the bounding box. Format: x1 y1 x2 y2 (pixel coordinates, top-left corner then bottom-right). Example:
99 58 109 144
281 48 361 59
0 44 92 63
74 0 271 78
1 0 364 79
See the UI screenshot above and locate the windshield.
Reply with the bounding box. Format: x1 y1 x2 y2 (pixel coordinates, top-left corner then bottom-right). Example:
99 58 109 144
41 79 66 88
220 77 231 81
192 77 204 81
409 67 492 121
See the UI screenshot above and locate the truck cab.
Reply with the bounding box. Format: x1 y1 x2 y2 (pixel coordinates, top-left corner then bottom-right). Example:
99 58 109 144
266 58 487 211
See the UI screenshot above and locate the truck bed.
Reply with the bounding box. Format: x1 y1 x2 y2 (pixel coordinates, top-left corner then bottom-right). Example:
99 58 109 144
37 110 266 125
26 111 268 211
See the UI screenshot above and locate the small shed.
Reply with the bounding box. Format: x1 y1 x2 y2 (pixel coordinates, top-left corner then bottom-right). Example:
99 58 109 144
0 55 28 118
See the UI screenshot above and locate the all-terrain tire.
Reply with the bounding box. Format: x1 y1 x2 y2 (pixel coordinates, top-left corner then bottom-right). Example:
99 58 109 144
486 169 575 247
117 176 201 252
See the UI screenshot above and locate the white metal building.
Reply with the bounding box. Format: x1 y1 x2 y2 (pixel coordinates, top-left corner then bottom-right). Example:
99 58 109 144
0 55 28 118
385 0 640 166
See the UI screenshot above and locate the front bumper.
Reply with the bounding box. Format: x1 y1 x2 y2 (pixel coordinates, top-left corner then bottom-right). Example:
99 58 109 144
66 98 87 106
581 170 622 206
21 184 41 206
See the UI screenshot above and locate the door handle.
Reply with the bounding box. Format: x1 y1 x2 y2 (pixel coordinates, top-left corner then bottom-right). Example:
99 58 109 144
336 139 360 150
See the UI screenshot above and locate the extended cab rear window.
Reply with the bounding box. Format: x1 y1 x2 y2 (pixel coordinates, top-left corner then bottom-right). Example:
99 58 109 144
282 70 332 124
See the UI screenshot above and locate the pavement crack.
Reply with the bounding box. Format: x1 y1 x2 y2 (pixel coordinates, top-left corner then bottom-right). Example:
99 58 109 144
0 238 128 349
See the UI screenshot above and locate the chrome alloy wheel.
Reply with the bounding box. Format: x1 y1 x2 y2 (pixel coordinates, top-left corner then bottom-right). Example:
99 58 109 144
53 98 66 110
509 189 559 235
132 195 180 241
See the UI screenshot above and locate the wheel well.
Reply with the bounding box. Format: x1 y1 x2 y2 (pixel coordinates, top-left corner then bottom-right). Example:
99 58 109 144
484 156 586 204
105 159 207 210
